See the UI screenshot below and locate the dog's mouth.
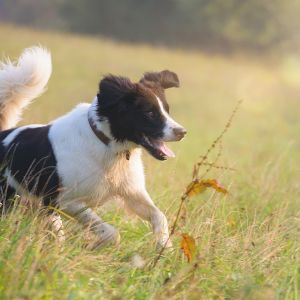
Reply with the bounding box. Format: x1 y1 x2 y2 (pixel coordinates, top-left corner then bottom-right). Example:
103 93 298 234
140 135 175 161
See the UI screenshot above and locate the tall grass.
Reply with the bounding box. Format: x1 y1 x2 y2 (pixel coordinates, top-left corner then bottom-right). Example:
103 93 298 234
0 23 299 299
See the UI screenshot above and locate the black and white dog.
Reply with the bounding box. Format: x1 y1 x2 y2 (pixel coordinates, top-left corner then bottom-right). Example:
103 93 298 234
0 47 186 250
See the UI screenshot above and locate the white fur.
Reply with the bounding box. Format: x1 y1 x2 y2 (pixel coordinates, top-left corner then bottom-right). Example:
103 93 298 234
0 46 51 130
155 95 184 141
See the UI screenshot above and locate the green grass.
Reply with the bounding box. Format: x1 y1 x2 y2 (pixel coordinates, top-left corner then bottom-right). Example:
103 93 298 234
0 23 299 299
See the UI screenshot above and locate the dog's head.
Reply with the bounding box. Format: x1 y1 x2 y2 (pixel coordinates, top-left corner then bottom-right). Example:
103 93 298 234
97 70 186 160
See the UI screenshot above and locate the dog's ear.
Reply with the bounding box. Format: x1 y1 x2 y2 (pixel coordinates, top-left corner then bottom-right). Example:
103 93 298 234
98 75 135 108
140 70 180 89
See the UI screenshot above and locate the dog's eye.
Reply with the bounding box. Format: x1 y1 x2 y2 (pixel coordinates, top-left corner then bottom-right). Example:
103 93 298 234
146 111 155 118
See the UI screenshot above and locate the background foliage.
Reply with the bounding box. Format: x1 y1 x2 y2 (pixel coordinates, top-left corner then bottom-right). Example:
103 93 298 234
1 0 300 52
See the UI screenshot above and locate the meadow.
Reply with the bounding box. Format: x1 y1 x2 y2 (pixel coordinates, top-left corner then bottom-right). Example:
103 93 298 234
0 24 299 299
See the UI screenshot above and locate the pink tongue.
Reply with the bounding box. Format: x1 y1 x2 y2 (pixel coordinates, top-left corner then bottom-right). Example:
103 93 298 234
159 142 175 158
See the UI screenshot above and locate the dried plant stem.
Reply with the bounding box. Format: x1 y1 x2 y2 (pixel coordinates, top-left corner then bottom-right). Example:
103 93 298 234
199 140 223 179
151 100 242 268
201 162 236 171
193 100 242 180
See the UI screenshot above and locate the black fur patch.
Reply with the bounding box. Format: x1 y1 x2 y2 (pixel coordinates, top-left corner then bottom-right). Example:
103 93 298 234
140 70 180 113
97 75 168 159
96 71 180 160
98 76 165 140
2 126 61 206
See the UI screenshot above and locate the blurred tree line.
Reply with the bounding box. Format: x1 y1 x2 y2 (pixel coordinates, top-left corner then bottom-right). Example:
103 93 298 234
0 0 299 52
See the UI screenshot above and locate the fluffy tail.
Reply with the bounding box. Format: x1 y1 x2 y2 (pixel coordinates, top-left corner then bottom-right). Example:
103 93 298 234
0 46 52 130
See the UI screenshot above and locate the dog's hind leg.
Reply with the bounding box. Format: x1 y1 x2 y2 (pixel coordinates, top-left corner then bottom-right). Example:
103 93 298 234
61 202 120 250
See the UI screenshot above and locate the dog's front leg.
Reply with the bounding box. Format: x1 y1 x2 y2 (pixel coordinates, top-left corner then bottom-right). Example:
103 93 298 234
123 190 172 250
62 202 120 249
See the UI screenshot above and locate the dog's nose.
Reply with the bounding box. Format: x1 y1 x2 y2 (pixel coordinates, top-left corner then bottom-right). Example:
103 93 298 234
173 127 187 140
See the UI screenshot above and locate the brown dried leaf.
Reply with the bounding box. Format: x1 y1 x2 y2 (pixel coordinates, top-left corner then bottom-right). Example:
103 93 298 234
186 180 206 197
180 234 196 262
202 179 228 194
186 179 228 197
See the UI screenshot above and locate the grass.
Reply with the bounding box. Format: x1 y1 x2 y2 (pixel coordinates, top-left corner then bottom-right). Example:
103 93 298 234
0 23 299 299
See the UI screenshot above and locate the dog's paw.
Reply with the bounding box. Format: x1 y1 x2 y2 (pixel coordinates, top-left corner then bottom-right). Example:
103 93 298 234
88 224 120 250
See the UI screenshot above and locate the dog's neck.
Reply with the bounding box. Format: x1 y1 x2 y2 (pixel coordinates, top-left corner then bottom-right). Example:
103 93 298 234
88 98 112 139
88 99 112 145
88 98 136 157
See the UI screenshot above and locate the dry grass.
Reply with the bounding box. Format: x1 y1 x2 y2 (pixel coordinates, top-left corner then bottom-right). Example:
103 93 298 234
0 23 299 299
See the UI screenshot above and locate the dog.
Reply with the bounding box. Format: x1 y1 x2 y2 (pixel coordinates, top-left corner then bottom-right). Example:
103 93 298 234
0 47 186 250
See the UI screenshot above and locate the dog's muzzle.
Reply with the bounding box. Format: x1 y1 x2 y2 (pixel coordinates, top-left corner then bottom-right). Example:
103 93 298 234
172 126 187 141
163 125 187 142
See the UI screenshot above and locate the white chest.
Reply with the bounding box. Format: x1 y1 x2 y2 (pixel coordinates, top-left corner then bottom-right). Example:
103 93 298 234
62 151 144 204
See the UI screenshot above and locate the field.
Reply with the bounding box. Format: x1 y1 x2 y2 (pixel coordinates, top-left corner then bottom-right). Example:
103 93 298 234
0 24 299 299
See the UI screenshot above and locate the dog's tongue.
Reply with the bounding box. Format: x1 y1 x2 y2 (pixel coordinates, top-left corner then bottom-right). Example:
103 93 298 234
159 142 175 158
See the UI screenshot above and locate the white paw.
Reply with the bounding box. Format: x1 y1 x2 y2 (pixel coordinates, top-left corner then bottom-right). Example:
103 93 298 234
88 223 120 250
